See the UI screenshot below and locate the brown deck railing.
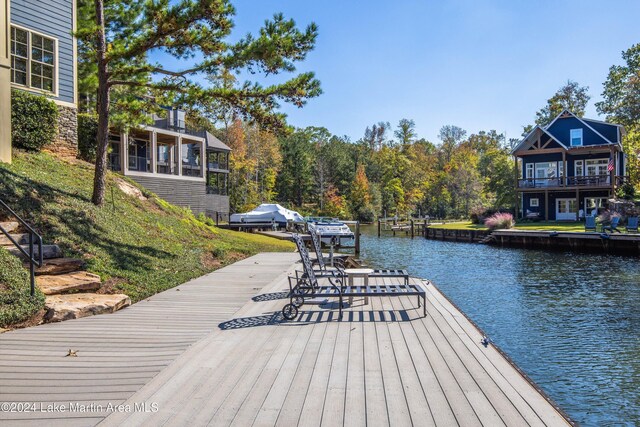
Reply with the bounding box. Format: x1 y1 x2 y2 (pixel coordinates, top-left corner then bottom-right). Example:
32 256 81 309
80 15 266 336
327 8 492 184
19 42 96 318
518 175 627 189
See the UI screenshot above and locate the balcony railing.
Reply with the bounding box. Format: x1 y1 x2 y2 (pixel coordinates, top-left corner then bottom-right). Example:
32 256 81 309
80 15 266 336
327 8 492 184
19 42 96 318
208 162 229 171
152 118 206 138
181 163 202 177
128 156 151 173
518 175 627 189
156 161 177 175
206 186 228 196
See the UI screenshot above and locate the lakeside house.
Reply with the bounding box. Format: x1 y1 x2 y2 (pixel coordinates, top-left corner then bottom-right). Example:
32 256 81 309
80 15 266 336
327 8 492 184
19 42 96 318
107 107 231 218
512 110 626 221
0 0 78 162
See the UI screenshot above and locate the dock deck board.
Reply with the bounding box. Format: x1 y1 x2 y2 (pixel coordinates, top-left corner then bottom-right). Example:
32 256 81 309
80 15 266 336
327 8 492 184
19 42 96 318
0 253 570 426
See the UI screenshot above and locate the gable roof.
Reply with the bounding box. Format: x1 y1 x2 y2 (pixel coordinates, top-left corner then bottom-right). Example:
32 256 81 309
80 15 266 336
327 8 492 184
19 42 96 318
513 110 625 154
205 132 232 152
510 125 567 154
546 109 619 146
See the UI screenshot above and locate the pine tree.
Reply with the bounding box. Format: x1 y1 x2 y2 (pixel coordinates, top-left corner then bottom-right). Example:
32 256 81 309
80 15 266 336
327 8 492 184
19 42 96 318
76 0 321 205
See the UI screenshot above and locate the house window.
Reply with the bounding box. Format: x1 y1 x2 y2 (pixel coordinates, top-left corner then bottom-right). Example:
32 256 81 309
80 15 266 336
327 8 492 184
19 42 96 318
530 198 539 207
10 26 56 93
585 158 608 176
526 163 534 179
570 129 583 146
575 160 584 176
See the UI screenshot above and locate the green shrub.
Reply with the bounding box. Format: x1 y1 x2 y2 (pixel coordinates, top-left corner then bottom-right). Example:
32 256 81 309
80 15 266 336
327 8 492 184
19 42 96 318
11 90 59 151
0 247 45 327
78 113 99 162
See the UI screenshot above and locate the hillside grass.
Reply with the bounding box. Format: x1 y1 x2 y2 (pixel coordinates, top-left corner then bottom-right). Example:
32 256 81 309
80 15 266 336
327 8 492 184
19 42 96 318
428 220 586 232
0 152 294 311
0 247 45 328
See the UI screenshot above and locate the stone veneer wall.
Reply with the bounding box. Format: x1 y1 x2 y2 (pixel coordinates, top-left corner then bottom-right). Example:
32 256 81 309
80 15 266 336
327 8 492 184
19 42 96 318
48 105 78 157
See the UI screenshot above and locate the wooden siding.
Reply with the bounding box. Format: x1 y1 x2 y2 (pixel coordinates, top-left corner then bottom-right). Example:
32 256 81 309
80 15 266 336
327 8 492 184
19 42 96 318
583 119 619 143
10 0 75 104
547 116 609 147
129 175 229 215
522 190 610 220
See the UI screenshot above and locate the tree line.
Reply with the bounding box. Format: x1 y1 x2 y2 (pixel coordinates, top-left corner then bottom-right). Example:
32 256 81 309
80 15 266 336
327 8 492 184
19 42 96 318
214 119 514 221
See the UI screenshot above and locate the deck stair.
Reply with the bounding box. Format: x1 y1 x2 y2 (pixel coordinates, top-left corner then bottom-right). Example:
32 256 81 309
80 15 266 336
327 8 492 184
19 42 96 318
1 213 130 326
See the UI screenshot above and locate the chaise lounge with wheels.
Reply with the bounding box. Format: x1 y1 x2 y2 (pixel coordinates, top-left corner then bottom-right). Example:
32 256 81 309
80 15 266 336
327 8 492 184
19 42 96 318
307 226 410 285
282 234 426 321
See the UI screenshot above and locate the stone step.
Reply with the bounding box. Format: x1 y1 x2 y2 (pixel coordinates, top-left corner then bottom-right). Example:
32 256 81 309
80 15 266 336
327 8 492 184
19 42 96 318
44 293 131 322
7 244 63 260
0 221 20 233
0 233 30 246
36 272 102 295
28 258 86 276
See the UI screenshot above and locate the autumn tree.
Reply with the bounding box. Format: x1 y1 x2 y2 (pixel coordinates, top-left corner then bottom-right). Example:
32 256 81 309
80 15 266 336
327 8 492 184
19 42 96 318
394 118 417 145
276 129 315 207
363 121 391 151
349 164 374 221
76 0 322 205
597 43 640 191
522 80 590 135
438 125 467 165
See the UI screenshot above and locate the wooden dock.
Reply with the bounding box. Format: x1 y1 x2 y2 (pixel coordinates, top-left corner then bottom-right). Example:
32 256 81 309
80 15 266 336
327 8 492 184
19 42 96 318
0 253 571 426
490 229 640 254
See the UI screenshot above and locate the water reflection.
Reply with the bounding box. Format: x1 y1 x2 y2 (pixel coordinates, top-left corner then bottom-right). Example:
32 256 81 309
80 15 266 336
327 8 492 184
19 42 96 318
358 225 640 426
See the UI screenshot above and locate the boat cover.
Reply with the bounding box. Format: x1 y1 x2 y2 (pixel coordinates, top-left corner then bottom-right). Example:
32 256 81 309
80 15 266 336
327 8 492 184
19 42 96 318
230 204 305 224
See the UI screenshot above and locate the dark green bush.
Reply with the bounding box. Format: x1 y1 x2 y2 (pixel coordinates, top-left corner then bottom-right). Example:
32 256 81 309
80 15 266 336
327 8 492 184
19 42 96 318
11 90 59 151
78 113 99 162
0 247 45 327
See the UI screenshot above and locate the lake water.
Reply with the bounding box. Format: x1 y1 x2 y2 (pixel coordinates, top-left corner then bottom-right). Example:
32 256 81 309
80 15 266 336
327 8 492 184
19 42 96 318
357 225 640 426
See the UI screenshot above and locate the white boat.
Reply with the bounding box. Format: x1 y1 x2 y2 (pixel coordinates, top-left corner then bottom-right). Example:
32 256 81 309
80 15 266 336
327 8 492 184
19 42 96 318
307 220 355 246
230 204 304 227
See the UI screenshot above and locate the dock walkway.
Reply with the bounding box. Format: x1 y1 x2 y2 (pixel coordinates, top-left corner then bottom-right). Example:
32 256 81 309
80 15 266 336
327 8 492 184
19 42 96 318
0 252 299 426
0 253 570 426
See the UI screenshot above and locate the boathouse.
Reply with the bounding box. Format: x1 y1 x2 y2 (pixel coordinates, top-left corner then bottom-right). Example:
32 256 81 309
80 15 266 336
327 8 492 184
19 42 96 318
512 110 626 220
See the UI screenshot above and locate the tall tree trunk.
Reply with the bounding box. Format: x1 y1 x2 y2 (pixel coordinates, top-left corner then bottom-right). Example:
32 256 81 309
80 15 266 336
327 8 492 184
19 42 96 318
91 0 109 206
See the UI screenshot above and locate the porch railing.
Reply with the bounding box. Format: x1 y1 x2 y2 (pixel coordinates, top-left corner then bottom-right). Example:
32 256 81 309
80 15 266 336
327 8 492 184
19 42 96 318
518 175 626 189
0 198 43 296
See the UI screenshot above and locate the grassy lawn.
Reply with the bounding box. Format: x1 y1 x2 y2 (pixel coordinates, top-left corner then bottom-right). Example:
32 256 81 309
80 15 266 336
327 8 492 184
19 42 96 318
0 152 294 326
429 220 586 232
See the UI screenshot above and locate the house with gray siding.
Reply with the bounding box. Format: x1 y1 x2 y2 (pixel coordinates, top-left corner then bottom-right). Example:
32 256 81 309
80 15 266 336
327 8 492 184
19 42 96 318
107 107 231 218
7 0 78 149
512 110 626 221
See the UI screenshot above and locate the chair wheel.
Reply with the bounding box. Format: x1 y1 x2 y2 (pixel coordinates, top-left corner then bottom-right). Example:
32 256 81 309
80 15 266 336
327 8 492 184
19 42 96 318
282 304 298 320
293 296 304 307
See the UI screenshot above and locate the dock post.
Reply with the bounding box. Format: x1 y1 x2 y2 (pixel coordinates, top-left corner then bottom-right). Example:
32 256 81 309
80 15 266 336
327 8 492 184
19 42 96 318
354 221 361 255
215 212 219 226
411 220 415 239
377 219 381 237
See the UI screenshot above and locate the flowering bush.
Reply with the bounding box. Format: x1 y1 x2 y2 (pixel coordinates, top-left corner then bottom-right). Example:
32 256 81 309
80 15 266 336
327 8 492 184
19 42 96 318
484 212 514 230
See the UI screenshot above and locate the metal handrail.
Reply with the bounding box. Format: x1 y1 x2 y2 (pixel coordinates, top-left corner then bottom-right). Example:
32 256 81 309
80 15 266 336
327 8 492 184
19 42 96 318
0 198 43 296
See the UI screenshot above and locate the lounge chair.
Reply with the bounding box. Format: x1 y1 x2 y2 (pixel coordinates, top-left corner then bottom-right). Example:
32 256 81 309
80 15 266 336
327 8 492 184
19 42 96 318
602 216 621 234
307 226 409 285
626 217 638 233
283 234 425 320
584 215 597 232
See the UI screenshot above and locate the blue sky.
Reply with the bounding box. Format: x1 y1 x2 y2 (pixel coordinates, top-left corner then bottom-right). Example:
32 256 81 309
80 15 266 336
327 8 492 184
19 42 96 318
160 0 640 143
